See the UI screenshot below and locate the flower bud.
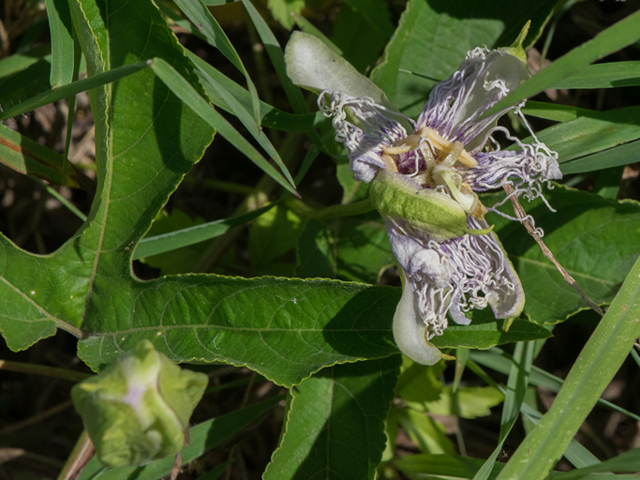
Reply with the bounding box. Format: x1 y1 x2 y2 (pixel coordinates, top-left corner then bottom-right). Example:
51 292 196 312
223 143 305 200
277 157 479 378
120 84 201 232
71 340 208 468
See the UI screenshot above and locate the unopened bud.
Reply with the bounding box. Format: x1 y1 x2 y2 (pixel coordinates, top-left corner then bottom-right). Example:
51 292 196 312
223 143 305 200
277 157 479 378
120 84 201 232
71 340 208 468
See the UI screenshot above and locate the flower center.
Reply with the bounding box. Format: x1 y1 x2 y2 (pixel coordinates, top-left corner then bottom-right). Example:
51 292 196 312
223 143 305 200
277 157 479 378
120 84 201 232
381 128 487 219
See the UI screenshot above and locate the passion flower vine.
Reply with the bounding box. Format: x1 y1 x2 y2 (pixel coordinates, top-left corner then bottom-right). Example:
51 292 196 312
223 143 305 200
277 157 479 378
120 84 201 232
285 26 561 365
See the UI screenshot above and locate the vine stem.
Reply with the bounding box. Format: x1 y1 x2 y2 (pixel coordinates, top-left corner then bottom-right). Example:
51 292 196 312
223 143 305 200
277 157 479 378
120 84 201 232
56 430 94 480
502 184 604 316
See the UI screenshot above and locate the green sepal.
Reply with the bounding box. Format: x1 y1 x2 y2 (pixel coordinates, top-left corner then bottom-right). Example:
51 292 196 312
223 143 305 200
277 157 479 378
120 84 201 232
369 169 484 241
71 340 208 468
502 20 530 64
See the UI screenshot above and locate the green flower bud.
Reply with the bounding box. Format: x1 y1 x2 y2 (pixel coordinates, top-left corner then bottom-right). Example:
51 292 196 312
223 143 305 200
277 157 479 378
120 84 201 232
71 340 208 468
369 169 492 242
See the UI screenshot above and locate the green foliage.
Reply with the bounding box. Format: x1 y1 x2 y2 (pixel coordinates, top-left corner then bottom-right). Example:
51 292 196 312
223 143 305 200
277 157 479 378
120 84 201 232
485 185 640 324
264 356 401 480
371 0 557 115
2 0 640 479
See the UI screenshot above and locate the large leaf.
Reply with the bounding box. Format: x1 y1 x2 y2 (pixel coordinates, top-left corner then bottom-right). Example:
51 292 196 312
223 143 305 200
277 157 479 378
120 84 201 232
264 356 401 480
371 0 558 116
0 0 407 389
0 0 213 349
77 278 399 387
484 185 640 324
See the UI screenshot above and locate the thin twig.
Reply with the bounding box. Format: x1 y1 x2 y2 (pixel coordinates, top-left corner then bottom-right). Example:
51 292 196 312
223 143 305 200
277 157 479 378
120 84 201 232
0 400 74 436
502 184 604 316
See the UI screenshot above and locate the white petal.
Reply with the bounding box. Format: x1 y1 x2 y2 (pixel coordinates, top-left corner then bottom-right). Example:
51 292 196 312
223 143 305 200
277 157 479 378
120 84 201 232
418 48 529 149
285 31 396 111
393 279 443 365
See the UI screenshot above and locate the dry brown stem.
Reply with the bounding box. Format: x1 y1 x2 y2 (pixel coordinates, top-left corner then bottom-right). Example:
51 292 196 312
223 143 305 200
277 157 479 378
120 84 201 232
502 184 604 317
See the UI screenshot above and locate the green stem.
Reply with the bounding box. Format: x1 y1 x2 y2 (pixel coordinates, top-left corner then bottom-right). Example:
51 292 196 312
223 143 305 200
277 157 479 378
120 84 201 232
30 176 87 221
0 359 91 382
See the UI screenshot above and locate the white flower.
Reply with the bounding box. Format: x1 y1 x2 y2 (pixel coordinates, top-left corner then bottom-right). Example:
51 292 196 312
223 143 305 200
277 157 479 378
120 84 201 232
285 29 561 365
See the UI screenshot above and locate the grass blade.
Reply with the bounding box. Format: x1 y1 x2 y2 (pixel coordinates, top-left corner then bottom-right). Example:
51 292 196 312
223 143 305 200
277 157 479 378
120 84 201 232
521 101 595 122
191 60 296 187
241 0 308 115
149 57 298 197
561 140 640 174
134 204 276 259
483 9 640 119
473 342 533 480
173 0 261 125
0 62 148 120
552 61 640 89
45 0 74 86
0 45 50 80
0 123 86 188
471 348 640 422
496 255 640 480
187 50 323 132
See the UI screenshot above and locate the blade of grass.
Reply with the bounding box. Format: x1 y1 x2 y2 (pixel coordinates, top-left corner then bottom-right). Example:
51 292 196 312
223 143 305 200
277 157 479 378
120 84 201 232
148 58 298 197
521 101 595 122
293 144 320 185
0 62 148 120
473 342 533 480
496 255 640 480
452 347 469 394
134 203 276 259
173 0 261 125
467 360 603 470
30 177 86 221
551 448 640 479
551 61 640 89
470 348 640 423
191 59 295 187
187 50 324 132
45 0 74 86
483 9 640 119
241 0 307 114
0 45 50 80
561 140 640 175
0 123 85 188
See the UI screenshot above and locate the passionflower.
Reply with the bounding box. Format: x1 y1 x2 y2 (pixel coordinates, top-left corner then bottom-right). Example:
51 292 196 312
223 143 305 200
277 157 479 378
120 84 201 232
285 28 561 365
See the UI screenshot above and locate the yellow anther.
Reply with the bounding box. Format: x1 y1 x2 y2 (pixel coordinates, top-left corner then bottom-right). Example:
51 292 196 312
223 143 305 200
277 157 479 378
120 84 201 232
472 201 488 220
383 134 423 155
417 127 477 167
381 153 398 172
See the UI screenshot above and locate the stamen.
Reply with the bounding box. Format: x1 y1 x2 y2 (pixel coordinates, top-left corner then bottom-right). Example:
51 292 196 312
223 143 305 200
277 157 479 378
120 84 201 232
418 127 477 167
381 153 399 172
384 134 423 155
